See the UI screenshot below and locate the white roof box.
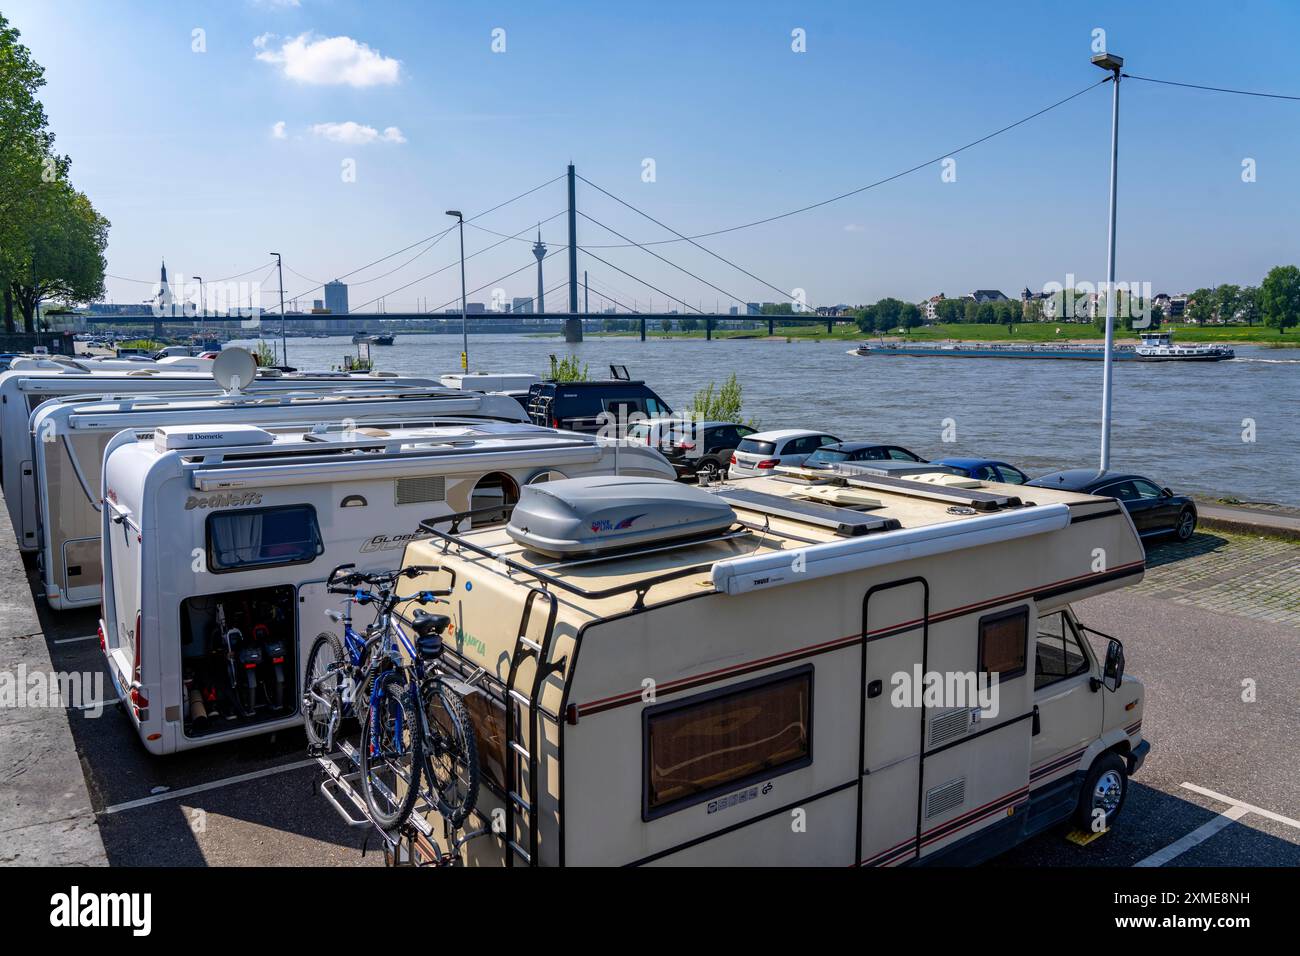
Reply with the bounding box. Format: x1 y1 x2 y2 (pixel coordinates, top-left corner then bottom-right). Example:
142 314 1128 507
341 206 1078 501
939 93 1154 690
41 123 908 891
154 423 276 452
506 476 736 558
441 372 541 393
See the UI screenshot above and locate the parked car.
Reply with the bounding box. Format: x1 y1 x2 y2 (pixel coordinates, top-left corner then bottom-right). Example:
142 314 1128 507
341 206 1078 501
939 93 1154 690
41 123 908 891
728 429 840 478
630 419 757 481
1027 470 1197 541
933 457 1030 484
525 375 672 435
801 441 927 470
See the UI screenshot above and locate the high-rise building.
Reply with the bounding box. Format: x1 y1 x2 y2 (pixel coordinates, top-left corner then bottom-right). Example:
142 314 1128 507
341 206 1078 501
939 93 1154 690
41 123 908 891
324 280 349 315
512 296 534 314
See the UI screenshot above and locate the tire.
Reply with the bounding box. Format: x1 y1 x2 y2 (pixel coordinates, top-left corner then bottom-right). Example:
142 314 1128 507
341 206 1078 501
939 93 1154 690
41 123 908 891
422 681 480 828
696 460 722 482
1175 507 1196 542
303 632 343 750
1073 751 1129 832
360 670 423 831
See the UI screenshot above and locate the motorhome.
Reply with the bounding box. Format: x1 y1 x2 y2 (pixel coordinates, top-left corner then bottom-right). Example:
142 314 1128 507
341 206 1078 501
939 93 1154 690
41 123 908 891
32 387 528 610
390 468 1150 866
99 422 675 754
0 363 440 549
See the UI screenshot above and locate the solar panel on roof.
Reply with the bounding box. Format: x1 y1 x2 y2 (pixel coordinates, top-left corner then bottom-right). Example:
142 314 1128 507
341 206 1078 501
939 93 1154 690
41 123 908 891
715 487 901 536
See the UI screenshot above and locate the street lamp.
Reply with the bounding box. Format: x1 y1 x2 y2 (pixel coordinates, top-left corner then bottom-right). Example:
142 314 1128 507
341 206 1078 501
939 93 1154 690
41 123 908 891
269 252 287 367
1092 50 1123 476
193 276 204 320
446 210 468 370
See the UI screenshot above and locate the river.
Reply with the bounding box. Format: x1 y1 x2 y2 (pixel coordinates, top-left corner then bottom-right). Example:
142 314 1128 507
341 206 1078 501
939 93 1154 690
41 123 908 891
231 332 1300 507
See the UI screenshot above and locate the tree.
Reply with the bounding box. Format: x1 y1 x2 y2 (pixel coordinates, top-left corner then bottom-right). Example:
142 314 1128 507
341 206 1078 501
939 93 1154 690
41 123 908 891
659 318 672 333
898 302 922 333
1214 284 1241 324
690 372 755 427
1237 286 1261 326
1186 288 1215 325
679 316 699 332
1259 265 1300 334
546 353 589 381
7 180 109 330
854 304 877 334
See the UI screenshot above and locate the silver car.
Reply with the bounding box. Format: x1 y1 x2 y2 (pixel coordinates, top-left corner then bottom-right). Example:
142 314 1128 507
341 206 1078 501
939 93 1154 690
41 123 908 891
727 429 840 479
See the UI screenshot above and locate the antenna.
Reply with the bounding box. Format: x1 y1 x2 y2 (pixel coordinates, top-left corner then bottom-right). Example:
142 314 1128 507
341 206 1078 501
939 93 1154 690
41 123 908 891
211 347 258 394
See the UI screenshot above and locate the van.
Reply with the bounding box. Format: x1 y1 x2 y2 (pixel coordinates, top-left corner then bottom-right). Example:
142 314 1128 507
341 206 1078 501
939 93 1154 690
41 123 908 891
99 422 674 754
392 468 1150 865
31 386 527 610
525 370 672 434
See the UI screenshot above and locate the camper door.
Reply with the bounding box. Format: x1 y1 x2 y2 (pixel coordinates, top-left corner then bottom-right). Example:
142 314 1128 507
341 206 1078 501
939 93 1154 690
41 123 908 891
858 579 1034 865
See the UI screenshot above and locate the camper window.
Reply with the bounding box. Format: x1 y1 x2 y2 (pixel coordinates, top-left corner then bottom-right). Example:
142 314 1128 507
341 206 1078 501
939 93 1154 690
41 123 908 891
1034 612 1090 690
206 504 324 572
643 666 812 820
978 606 1028 681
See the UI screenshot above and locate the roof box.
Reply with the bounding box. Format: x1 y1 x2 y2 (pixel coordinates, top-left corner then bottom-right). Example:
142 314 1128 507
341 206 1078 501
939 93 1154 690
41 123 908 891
506 476 736 559
154 424 275 452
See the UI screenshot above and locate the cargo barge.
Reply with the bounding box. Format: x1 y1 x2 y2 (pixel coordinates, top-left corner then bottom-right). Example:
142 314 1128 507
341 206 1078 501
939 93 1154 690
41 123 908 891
851 331 1234 362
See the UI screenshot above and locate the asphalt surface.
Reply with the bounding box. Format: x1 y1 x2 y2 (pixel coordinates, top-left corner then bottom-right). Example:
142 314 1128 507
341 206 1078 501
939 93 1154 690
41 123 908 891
30 533 1300 868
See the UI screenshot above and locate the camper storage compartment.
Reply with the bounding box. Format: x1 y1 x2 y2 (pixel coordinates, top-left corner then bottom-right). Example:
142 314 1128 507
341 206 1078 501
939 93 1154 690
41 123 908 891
179 585 297 738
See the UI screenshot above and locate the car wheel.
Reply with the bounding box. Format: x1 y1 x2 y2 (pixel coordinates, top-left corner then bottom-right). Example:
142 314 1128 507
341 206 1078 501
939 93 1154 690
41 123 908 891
1175 507 1196 541
1073 752 1129 832
697 461 721 482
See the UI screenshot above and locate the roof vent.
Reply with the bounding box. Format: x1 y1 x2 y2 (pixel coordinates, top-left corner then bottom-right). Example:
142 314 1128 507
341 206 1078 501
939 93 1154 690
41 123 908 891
506 476 735 558
154 424 275 452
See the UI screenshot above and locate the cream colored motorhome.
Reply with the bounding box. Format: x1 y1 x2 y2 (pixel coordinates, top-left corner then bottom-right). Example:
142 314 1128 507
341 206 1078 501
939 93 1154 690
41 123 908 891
395 469 1150 866
32 387 527 610
99 422 674 754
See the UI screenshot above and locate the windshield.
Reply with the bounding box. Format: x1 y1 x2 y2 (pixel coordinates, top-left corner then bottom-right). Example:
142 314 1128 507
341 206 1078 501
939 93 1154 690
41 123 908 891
736 438 775 456
806 448 849 465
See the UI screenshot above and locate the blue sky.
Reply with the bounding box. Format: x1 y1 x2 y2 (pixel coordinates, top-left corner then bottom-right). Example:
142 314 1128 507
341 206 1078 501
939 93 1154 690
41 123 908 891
8 0 1300 313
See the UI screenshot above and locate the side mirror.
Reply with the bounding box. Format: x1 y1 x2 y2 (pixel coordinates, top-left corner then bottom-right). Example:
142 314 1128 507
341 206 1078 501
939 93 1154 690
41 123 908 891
1103 639 1125 692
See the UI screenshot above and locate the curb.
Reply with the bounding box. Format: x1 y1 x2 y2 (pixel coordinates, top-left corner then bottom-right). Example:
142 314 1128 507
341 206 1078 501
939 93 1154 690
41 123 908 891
0 491 108 866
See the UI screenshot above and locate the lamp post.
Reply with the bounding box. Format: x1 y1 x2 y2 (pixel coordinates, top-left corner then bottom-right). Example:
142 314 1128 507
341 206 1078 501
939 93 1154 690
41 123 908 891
446 210 468 370
193 275 204 320
1092 50 1123 476
269 252 287 367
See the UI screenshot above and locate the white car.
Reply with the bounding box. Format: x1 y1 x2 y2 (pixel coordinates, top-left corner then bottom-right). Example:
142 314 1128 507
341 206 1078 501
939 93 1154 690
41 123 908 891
727 428 840 478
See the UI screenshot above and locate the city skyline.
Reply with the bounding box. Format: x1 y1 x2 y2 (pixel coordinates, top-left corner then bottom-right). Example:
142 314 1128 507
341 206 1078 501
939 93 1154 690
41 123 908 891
7 1 1300 315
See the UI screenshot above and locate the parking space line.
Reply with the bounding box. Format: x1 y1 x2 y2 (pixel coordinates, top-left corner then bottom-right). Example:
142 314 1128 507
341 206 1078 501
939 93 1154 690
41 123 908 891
103 758 321 814
53 634 99 645
1180 782 1300 830
1134 805 1249 867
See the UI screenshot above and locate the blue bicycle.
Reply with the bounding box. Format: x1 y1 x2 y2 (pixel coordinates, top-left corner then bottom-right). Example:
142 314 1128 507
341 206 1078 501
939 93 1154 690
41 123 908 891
303 563 479 831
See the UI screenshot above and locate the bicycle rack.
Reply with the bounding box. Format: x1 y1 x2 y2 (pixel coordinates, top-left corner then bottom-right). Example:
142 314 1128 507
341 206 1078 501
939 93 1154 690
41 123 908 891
316 738 485 866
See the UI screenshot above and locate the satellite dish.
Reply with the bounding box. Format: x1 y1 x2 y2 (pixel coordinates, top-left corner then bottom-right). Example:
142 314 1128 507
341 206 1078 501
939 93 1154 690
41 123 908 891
212 348 258 393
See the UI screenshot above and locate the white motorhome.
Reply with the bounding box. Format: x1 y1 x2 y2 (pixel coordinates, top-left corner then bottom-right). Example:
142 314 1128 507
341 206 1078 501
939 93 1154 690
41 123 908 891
32 387 528 610
99 422 675 754
0 364 439 550
391 469 1151 866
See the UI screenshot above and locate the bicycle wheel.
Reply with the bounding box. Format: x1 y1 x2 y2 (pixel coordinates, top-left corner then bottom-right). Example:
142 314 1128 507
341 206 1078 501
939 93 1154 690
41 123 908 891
303 632 344 750
360 670 423 831
422 680 479 828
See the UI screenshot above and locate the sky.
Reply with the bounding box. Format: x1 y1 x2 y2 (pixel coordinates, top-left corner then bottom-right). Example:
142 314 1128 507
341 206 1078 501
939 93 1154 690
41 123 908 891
7 0 1300 315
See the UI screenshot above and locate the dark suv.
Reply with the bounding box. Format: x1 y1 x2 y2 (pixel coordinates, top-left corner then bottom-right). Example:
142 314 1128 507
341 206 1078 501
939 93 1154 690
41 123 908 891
525 375 672 434
630 419 757 481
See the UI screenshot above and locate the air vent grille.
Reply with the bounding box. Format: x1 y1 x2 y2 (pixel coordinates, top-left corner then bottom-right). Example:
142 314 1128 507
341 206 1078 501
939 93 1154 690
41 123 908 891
928 707 971 747
395 475 446 505
925 778 966 819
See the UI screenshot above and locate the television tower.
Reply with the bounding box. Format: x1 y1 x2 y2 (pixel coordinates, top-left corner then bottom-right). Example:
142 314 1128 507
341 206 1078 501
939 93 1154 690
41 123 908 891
531 226 546 313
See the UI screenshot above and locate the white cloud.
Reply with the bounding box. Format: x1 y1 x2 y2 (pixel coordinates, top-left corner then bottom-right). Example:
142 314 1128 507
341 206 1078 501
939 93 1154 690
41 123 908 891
255 32 401 87
271 120 287 139
843 223 865 232
310 121 406 145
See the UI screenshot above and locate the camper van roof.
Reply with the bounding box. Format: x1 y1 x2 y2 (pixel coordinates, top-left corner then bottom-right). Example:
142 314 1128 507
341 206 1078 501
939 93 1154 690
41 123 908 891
419 471 1127 613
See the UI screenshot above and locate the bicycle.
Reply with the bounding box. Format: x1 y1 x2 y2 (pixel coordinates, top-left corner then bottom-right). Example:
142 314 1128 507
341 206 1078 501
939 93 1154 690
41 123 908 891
305 563 480 833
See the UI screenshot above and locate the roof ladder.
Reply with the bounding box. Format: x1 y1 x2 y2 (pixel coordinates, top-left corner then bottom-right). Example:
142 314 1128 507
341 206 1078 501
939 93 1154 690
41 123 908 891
503 587 564 866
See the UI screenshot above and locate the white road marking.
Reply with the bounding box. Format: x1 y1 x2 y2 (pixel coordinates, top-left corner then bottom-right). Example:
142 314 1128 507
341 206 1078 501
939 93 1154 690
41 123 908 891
1134 805 1249 867
103 758 321 814
53 634 99 645
1181 782 1300 831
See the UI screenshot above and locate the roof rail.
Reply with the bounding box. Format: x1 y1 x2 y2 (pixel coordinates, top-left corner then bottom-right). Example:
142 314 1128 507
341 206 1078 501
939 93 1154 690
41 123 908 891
714 487 901 536
825 465 1024 511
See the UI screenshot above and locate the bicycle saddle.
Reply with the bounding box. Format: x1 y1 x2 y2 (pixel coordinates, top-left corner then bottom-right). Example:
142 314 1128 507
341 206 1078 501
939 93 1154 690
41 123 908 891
411 609 451 637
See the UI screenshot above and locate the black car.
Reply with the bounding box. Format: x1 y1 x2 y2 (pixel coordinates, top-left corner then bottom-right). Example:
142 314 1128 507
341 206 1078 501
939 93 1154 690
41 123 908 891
802 441 927 469
633 419 757 480
1026 470 1197 541
525 376 672 435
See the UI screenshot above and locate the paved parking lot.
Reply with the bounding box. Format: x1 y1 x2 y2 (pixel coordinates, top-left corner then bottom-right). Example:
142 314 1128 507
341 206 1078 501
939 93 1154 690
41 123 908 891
28 530 1300 867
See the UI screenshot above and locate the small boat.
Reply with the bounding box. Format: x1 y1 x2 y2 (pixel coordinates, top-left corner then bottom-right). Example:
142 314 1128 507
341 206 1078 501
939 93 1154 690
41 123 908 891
351 332 372 344
371 333 395 346
851 329 1233 362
